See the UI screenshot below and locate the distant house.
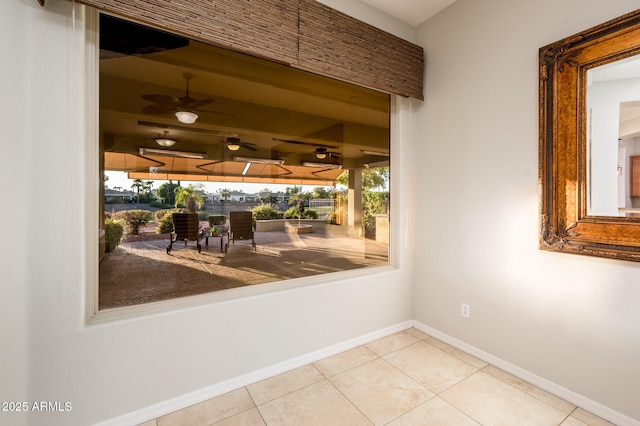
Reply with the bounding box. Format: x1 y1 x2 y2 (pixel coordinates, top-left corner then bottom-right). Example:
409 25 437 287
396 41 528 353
228 190 257 202
104 188 134 204
203 192 221 204
269 191 290 204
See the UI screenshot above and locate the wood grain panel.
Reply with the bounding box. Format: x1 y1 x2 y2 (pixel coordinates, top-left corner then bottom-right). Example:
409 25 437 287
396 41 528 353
68 0 424 98
298 0 424 99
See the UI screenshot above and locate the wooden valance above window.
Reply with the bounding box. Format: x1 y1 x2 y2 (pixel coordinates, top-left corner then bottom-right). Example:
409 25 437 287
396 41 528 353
47 0 424 99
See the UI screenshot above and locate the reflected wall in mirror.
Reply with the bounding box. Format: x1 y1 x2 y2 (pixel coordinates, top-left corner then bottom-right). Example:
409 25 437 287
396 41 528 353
539 9 640 262
587 56 640 217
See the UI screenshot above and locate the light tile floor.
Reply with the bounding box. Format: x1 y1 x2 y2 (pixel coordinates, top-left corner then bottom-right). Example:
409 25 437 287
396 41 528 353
140 329 616 426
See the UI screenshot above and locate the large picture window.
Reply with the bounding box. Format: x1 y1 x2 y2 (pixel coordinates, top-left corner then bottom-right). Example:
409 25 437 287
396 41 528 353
98 15 391 310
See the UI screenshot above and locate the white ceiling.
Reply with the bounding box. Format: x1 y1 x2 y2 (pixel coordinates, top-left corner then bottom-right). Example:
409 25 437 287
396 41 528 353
359 0 457 27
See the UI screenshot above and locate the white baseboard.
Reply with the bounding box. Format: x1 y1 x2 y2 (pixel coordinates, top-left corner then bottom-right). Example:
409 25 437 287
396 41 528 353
95 320 414 426
412 321 640 426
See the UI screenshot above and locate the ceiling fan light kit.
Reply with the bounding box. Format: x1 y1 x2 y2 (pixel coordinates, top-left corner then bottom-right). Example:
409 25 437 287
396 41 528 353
222 136 258 152
155 137 177 147
225 136 242 151
155 130 177 147
175 110 199 124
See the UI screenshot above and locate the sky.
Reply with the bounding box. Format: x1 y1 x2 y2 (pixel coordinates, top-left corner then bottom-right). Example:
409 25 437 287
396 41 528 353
104 171 336 195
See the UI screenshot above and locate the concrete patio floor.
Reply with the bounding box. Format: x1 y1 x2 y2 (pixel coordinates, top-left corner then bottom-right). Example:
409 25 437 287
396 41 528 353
99 227 389 310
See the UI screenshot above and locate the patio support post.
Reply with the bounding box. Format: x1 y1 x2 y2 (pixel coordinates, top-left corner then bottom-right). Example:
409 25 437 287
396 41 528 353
347 168 362 237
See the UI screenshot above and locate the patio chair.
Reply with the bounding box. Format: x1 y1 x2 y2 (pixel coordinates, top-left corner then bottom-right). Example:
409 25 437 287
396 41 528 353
225 211 255 252
166 213 208 254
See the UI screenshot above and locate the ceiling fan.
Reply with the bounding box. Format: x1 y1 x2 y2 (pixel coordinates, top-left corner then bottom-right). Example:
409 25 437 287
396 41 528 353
141 72 214 121
313 147 340 159
221 136 257 152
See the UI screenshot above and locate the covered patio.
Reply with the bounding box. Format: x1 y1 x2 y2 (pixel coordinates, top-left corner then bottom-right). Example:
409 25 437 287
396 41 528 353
99 226 389 310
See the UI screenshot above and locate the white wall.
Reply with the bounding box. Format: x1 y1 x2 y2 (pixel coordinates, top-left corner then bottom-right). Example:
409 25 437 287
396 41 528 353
414 0 640 423
0 1 416 425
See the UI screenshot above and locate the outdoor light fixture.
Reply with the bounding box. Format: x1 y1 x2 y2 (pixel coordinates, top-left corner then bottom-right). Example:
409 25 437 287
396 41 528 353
315 151 327 159
227 142 241 151
154 131 177 147
175 110 198 124
241 162 252 175
364 160 390 168
302 161 343 170
233 156 284 165
139 147 207 159
361 149 390 156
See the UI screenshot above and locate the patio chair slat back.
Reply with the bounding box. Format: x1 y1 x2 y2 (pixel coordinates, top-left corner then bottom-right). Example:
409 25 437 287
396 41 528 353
226 211 255 252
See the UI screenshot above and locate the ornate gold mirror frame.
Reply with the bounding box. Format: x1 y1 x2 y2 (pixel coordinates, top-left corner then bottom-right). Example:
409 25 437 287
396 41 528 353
539 9 640 262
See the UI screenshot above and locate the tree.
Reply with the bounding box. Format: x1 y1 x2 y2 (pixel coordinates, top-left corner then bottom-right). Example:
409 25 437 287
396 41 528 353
219 188 231 201
287 188 311 206
259 188 272 203
130 179 146 203
157 181 179 205
174 184 204 213
140 180 155 203
285 185 302 195
336 166 389 191
312 187 330 199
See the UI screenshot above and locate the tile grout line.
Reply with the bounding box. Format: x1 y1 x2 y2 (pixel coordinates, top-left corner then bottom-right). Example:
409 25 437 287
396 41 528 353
324 371 377 426
477 364 580 419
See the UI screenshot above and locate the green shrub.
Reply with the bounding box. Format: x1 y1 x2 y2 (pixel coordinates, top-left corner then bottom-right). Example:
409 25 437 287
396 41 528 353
283 207 317 219
250 204 282 221
113 209 153 235
156 208 187 234
154 208 172 222
207 214 227 227
104 219 124 252
250 204 282 227
283 206 299 219
197 210 209 221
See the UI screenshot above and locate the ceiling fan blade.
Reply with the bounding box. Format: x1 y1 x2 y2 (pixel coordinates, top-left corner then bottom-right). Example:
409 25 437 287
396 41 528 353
142 104 177 114
198 109 233 117
141 94 176 104
187 98 215 109
239 142 258 152
274 138 339 149
138 120 234 136
176 95 197 106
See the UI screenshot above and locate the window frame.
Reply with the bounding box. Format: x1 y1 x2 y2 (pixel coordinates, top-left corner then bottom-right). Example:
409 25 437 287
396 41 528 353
84 8 401 324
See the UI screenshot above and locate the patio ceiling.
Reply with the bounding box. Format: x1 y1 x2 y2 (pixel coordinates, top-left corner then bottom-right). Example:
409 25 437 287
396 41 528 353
100 16 390 186
105 152 344 186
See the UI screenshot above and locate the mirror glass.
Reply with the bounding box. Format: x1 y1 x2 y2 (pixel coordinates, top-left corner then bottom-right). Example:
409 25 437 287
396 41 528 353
587 55 640 217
